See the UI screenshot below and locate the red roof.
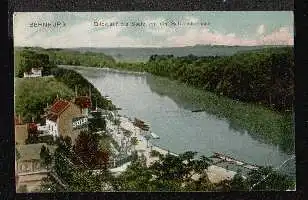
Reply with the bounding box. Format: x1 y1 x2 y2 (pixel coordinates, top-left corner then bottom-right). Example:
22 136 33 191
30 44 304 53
50 100 70 115
74 96 92 109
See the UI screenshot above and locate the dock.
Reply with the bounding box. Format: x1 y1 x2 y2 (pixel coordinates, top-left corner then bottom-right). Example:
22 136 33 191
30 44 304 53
211 152 259 171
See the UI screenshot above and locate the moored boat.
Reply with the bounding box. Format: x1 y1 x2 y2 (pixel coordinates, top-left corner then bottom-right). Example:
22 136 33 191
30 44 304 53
150 132 160 139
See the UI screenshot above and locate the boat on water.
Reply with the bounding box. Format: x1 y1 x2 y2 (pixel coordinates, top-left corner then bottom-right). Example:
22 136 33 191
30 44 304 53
150 132 160 139
133 118 150 131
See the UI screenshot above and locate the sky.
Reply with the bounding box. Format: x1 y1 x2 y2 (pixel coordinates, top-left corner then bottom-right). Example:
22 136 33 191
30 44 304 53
13 12 293 48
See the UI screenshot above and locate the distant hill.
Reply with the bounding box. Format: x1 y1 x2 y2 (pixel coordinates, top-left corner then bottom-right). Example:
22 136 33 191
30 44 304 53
14 45 292 63
67 45 291 62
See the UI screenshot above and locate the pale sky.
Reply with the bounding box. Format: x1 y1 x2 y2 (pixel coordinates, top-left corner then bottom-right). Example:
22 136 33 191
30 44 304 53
13 11 294 48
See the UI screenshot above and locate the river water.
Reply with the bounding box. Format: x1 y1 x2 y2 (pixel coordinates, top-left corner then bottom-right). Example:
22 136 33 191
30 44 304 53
64 65 295 178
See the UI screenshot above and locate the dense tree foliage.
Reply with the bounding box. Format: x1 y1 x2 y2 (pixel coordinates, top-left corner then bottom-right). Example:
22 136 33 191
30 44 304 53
40 145 52 170
51 67 115 110
88 111 107 132
15 50 55 77
217 166 295 191
73 131 111 170
44 49 116 68
143 47 294 113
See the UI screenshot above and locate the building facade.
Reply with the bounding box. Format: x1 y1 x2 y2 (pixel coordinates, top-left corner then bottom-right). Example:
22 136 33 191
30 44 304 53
23 68 42 78
45 99 86 144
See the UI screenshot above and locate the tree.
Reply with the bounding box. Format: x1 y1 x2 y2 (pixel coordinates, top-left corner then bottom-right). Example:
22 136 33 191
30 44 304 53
148 151 212 191
18 50 52 76
245 166 295 191
40 145 52 170
144 134 151 148
73 131 101 169
229 170 247 191
88 111 106 132
131 137 138 151
122 129 132 154
73 131 112 170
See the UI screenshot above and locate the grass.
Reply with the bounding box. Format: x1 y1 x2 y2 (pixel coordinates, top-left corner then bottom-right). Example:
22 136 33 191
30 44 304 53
15 76 75 122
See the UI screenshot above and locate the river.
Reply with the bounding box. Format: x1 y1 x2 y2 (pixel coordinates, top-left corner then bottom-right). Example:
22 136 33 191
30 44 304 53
63 65 295 178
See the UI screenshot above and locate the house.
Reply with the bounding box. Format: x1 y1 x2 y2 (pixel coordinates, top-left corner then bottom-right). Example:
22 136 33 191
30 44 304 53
16 143 56 192
23 68 42 78
45 99 84 144
15 116 28 145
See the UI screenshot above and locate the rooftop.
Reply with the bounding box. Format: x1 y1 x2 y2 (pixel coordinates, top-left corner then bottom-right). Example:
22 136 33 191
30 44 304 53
50 100 70 115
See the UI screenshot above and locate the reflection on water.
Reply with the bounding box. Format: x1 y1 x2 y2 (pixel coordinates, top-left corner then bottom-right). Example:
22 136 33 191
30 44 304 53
66 66 295 178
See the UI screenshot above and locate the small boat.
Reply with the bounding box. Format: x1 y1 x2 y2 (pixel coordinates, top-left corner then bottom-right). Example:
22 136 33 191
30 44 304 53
150 132 160 139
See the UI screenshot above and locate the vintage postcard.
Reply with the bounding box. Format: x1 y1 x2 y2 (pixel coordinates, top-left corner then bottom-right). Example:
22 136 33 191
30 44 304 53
13 11 295 192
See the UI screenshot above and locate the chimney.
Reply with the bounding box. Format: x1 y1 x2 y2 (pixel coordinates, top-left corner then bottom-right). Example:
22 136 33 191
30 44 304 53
18 114 21 124
75 85 78 97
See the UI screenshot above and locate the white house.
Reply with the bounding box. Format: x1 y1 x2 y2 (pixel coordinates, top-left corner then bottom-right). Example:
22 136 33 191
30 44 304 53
46 117 59 137
24 68 42 78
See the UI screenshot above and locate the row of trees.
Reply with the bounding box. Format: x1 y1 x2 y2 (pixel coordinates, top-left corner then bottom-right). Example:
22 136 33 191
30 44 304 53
143 47 294 112
44 49 117 68
40 135 295 192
